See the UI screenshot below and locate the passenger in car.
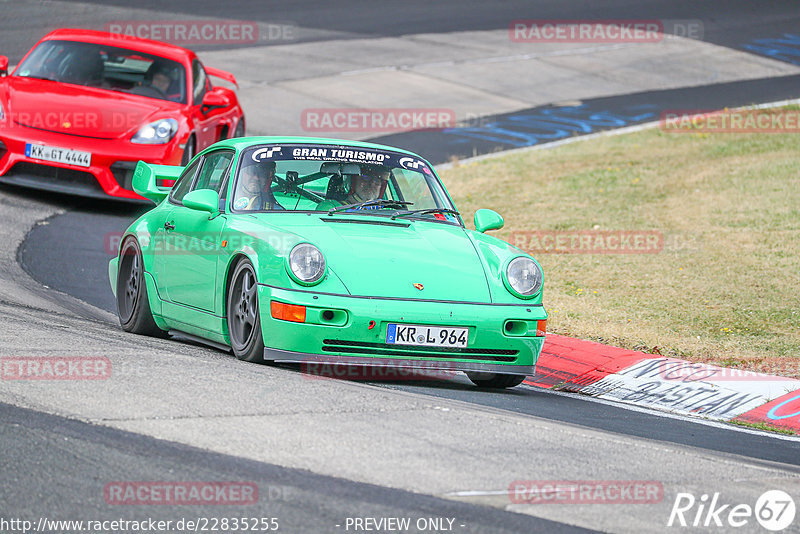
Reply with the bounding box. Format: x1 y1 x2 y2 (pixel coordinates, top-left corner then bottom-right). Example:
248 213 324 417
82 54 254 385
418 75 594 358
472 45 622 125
343 165 390 205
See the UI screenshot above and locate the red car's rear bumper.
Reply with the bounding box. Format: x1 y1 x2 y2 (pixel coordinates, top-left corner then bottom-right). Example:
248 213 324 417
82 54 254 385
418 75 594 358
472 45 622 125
0 123 184 200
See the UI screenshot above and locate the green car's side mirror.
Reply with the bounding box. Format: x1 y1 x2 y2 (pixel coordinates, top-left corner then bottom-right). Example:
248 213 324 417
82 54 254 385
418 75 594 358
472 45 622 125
474 209 504 233
183 189 220 216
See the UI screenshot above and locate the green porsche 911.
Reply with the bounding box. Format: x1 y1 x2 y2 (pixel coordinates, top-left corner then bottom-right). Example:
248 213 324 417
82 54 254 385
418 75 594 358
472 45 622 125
109 137 547 388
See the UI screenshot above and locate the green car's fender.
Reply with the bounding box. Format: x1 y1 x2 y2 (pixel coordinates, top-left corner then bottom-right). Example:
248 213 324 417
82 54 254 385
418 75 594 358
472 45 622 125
217 215 351 295
466 230 545 306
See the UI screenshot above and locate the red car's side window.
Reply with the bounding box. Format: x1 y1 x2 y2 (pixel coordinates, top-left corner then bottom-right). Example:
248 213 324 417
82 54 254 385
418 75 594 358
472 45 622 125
192 60 207 105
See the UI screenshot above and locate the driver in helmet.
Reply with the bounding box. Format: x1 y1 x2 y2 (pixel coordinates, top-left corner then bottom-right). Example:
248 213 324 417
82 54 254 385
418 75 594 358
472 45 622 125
234 161 284 210
143 62 174 94
344 165 390 206
150 68 172 95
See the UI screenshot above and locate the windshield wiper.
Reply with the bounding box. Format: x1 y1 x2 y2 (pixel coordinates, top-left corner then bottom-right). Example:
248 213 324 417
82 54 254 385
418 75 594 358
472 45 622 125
391 208 460 220
328 199 413 215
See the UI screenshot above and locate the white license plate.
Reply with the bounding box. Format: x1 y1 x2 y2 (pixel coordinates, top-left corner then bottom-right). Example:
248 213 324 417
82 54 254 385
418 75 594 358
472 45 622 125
386 323 469 348
25 143 91 168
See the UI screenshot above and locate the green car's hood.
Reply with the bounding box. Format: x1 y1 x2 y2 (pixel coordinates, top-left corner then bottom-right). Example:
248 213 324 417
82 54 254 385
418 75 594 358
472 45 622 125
255 214 492 302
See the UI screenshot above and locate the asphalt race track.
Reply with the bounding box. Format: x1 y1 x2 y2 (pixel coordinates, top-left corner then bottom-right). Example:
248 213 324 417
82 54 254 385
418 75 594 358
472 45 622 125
0 402 584 534
4 1 800 533
15 201 800 466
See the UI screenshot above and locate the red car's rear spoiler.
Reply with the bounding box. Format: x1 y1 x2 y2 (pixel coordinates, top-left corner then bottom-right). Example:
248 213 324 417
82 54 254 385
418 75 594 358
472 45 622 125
205 66 238 89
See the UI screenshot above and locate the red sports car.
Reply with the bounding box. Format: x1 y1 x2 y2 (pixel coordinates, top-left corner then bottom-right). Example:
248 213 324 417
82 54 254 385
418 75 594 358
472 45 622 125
0 29 245 200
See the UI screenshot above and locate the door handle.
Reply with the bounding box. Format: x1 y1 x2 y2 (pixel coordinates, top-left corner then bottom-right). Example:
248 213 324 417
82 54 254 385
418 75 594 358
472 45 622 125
164 221 175 230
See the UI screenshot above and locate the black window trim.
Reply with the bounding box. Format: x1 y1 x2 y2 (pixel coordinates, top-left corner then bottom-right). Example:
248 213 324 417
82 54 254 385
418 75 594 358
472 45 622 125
168 157 203 206
169 148 236 208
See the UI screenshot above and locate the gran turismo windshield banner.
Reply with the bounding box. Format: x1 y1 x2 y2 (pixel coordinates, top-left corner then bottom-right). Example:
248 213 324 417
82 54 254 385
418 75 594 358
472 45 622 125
243 144 434 175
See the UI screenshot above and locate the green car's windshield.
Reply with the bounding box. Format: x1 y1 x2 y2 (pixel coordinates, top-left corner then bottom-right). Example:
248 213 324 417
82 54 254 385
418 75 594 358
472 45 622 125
230 144 460 224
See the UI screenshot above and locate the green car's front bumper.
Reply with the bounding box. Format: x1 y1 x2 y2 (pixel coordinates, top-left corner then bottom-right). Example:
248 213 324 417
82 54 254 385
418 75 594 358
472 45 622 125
260 286 547 375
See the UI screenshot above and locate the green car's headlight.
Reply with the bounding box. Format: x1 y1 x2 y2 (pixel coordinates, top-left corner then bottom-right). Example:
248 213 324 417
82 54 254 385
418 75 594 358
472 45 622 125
504 257 542 298
288 243 326 285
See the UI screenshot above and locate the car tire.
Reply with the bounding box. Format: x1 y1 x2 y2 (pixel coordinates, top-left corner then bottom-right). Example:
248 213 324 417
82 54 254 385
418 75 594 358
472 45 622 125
181 135 195 165
466 372 526 389
117 238 166 337
227 260 266 363
232 118 245 138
